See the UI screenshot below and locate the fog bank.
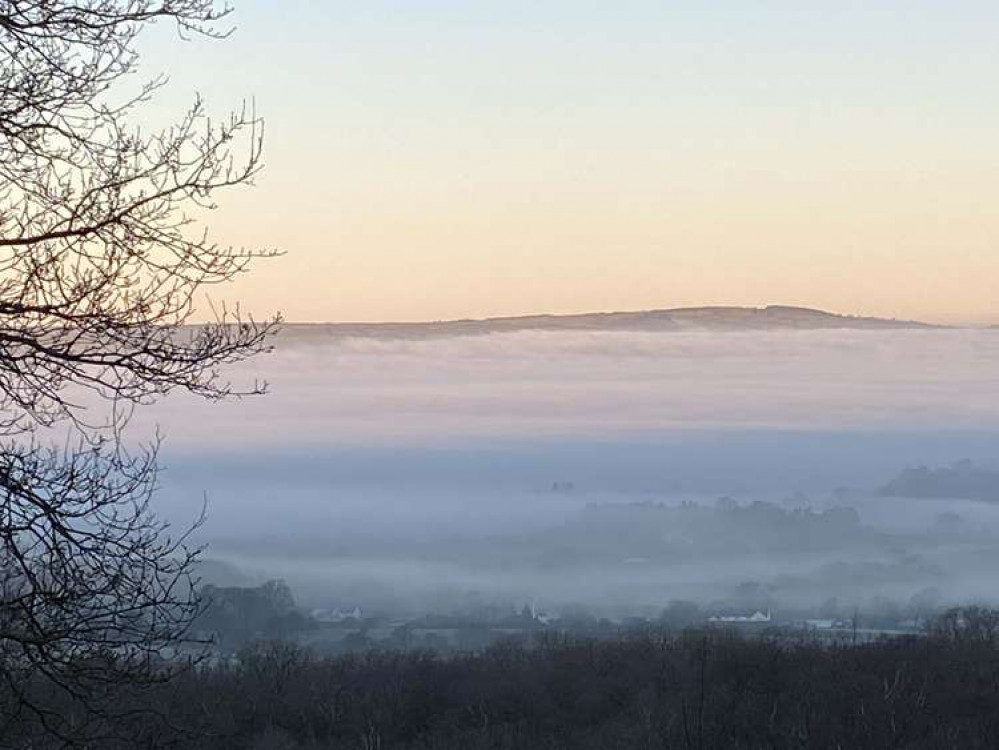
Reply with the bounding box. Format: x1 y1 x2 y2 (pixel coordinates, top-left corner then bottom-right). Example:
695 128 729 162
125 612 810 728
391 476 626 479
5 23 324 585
122 328 999 614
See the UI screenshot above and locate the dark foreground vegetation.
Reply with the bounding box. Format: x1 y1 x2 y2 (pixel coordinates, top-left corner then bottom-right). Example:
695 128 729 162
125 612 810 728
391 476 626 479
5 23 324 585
8 621 999 749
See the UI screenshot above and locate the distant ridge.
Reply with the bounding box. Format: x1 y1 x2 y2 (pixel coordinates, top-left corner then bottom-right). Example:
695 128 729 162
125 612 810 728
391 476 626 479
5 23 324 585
277 306 942 341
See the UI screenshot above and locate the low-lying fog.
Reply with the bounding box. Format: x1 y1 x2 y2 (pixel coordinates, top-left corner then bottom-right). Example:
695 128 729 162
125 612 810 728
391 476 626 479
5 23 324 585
131 328 999 617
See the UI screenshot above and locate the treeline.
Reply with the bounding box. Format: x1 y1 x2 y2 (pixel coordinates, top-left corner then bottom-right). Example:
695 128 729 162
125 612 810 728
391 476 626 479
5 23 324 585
8 615 999 749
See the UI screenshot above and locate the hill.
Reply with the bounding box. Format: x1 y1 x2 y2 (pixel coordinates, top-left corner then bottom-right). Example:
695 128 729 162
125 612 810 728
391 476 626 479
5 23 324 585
879 460 999 503
278 305 939 341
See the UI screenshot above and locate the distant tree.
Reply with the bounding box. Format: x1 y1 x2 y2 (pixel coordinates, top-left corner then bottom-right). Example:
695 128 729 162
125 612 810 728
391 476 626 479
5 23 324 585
931 606 999 645
907 587 943 621
198 580 307 648
0 1 277 744
660 600 702 627
558 603 597 627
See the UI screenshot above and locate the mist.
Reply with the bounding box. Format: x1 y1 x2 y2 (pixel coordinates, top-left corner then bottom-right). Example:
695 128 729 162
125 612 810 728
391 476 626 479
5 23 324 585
133 328 999 617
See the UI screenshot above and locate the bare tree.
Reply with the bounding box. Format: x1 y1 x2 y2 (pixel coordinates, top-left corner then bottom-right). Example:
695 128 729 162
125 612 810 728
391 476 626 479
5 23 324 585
0 1 278 744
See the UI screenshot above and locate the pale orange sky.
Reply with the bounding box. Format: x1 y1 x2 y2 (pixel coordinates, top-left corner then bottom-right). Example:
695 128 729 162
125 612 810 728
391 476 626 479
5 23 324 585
141 2 999 325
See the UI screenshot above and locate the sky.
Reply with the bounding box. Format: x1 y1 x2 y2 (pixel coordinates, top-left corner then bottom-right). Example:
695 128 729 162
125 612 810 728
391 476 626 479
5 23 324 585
137 1 999 325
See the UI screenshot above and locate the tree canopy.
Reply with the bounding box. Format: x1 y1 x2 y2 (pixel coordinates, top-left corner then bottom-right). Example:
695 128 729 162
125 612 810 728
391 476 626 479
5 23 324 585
0 2 277 744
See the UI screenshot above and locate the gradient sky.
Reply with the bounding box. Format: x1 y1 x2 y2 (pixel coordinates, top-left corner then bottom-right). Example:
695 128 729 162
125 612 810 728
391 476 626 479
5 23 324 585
137 1 999 324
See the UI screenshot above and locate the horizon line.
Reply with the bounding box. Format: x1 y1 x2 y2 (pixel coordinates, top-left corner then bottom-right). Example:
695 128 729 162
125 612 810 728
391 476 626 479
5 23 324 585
267 305 950 328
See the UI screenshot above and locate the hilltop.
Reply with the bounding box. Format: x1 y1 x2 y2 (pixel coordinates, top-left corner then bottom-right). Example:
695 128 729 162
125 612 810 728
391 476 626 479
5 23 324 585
277 305 940 341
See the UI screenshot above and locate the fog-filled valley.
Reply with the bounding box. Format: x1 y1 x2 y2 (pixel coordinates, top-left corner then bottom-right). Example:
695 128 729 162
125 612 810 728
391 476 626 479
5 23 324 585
124 327 999 624
14 2 999 745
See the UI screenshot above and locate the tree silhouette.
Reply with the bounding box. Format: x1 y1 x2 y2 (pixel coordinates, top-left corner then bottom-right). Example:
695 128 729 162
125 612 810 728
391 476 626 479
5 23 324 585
0 1 277 744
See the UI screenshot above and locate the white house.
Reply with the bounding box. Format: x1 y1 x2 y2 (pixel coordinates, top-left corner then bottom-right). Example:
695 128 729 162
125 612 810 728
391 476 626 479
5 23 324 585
708 609 772 624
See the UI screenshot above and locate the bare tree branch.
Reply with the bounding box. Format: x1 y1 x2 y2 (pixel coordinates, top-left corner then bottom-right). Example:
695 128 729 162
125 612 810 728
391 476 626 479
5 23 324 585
0 1 278 745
